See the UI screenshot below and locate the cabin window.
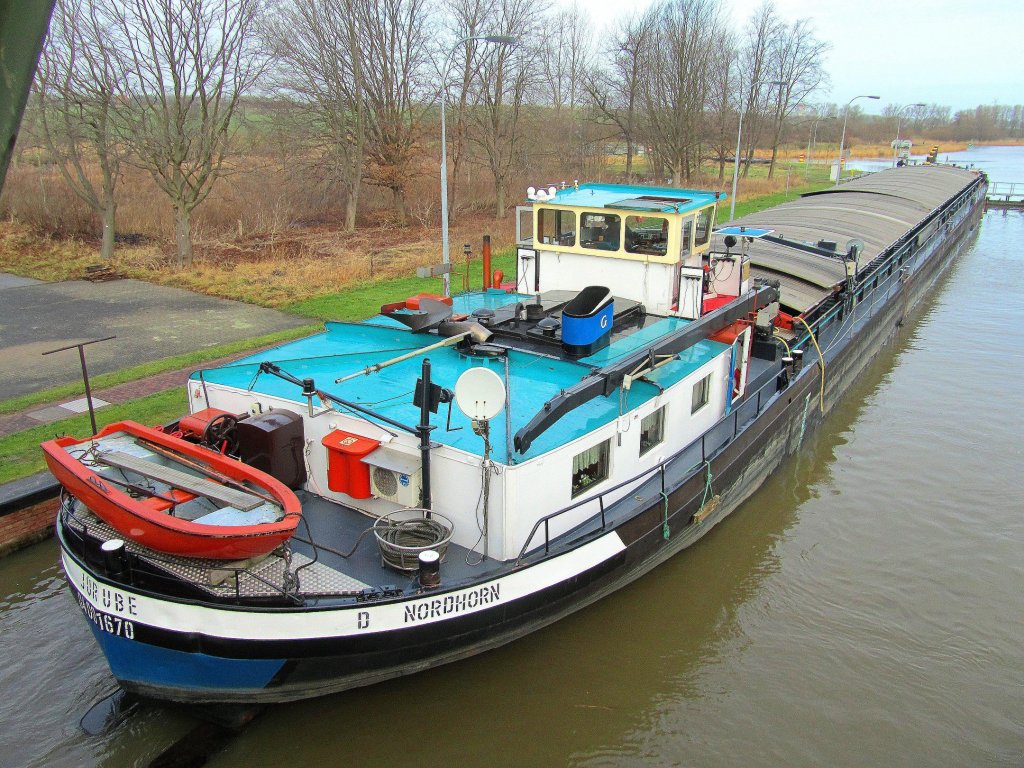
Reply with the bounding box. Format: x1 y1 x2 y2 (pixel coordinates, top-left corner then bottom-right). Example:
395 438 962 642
580 212 621 251
571 439 611 497
625 216 668 255
680 217 693 255
639 406 666 456
538 208 576 246
694 207 712 247
691 373 711 414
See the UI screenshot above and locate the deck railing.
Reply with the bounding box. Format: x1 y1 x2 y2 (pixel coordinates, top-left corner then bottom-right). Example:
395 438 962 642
515 372 782 564
59 494 305 605
515 172 987 566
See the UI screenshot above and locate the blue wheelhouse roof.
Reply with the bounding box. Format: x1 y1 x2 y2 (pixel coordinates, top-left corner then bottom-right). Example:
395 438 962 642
540 184 723 215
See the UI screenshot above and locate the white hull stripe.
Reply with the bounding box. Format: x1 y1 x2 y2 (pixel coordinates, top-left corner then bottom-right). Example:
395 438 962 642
63 532 626 641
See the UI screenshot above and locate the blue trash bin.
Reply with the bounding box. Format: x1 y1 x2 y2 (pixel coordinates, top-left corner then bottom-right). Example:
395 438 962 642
561 286 614 357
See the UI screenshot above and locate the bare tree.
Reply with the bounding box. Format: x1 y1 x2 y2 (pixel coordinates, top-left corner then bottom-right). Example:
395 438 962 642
738 1 780 177
355 0 433 223
439 0 497 218
764 18 828 178
584 12 655 182
639 0 724 183
538 3 592 170
36 0 127 259
706 42 738 182
269 0 364 232
109 0 266 267
466 0 540 217
541 4 591 115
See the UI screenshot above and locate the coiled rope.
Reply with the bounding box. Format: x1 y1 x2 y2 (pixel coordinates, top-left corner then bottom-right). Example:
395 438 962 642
374 515 453 571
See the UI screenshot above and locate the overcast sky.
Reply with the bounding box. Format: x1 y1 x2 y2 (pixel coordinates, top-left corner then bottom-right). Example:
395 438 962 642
565 0 1023 112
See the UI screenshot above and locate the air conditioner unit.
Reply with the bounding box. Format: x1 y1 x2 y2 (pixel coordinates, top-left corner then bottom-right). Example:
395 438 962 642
363 449 422 507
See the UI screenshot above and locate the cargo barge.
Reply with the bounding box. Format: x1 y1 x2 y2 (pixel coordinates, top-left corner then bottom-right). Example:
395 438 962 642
53 165 986 704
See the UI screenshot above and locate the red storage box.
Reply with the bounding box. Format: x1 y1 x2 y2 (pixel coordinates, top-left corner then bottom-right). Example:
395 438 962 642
321 431 380 498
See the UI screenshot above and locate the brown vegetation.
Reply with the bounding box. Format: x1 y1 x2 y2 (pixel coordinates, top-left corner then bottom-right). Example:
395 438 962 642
0 162 520 307
5 0 1021 311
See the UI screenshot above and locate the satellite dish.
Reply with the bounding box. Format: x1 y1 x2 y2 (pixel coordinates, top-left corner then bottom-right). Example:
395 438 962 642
454 367 506 422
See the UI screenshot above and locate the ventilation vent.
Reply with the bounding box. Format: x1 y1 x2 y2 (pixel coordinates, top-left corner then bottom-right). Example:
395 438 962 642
372 466 398 498
364 449 422 506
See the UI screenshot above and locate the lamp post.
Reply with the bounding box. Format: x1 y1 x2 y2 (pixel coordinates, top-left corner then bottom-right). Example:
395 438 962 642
730 79 785 221
440 34 515 297
805 115 834 179
834 94 880 186
891 102 926 167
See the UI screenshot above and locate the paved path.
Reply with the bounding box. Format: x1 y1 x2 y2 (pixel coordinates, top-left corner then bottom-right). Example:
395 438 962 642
0 273 41 289
0 348 264 438
0 276 309 399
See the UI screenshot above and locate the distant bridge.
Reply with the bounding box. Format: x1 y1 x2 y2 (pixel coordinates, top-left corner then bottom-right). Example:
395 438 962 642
985 182 1024 209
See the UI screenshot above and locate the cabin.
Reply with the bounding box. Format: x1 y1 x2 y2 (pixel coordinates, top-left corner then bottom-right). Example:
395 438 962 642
518 183 744 318
185 184 764 562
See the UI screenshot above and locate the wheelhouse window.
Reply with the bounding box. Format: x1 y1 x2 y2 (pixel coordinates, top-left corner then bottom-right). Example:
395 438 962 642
694 207 712 247
580 212 621 252
572 439 611 497
680 217 693 255
691 373 711 414
639 406 666 456
625 215 669 255
538 208 576 246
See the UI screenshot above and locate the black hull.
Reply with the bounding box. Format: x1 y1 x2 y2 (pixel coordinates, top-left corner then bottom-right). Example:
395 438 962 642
57 178 986 705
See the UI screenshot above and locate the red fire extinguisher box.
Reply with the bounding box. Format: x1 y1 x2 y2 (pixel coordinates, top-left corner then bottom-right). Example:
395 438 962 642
321 430 380 498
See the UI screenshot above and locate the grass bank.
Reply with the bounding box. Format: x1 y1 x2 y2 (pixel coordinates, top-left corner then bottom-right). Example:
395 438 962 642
0 389 187 484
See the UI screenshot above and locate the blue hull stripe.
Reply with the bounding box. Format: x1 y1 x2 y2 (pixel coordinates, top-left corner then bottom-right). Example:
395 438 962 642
90 625 285 691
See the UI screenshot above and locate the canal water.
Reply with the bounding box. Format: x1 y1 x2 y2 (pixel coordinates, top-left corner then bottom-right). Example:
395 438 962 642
2 147 1021 767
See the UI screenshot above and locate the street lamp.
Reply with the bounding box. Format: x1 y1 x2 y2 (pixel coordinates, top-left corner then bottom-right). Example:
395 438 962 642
440 34 516 297
730 79 785 221
891 102 927 167
804 115 835 179
834 94 880 186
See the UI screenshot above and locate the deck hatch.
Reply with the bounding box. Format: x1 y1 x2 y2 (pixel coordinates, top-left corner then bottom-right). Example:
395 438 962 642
605 197 693 212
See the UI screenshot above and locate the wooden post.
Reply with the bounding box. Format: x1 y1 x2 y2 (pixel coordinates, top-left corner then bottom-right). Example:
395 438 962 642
483 235 492 289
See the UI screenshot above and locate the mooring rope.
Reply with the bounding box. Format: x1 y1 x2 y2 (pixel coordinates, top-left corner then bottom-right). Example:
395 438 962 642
774 334 792 356
795 315 826 413
698 461 715 518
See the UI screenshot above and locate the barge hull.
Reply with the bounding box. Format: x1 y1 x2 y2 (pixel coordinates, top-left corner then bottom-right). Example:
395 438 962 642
57 173 986 705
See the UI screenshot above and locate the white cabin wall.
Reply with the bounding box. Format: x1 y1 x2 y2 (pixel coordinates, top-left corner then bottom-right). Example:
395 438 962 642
532 249 676 313
497 351 732 560
428 448 507 557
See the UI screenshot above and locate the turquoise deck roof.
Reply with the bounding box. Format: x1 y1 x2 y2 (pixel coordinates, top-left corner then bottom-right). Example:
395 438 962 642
193 292 728 462
542 184 723 215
